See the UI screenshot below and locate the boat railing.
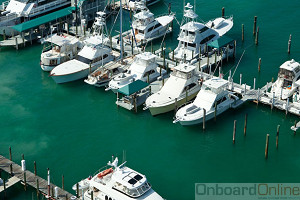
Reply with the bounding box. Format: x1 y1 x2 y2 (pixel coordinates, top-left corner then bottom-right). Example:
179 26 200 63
83 1 103 12
0 13 19 22
26 0 69 16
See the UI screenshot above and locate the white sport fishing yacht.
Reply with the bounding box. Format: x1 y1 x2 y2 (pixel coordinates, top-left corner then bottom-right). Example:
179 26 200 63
270 59 300 99
0 0 70 36
50 11 114 84
170 3 233 61
40 33 81 71
125 0 174 44
107 52 166 93
73 157 164 200
173 78 239 126
145 63 201 116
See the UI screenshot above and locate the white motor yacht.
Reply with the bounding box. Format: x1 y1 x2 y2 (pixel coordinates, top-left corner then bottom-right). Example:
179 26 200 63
50 11 114 84
145 62 201 116
0 0 70 36
174 78 239 126
125 0 174 44
170 3 233 61
107 52 166 93
40 33 81 72
270 59 300 99
73 157 164 200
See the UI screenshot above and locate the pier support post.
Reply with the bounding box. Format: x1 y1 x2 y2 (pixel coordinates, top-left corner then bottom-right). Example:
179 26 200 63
286 98 289 115
34 161 37 176
240 74 242 85
116 92 119 107
76 183 79 198
214 102 217 121
294 120 297 136
233 120 236 144
234 40 236 59
23 172 27 191
226 45 229 62
265 134 270 159
36 179 39 198
62 175 64 190
91 191 94 200
15 37 18 50
242 24 244 42
288 34 292 54
253 78 256 90
134 95 137 113
214 51 217 66
172 50 174 61
174 98 177 115
47 168 51 199
222 7 225 17
271 92 275 110
253 16 257 36
255 27 259 45
22 32 25 47
241 114 247 138
257 88 260 104
244 83 247 95
276 125 280 149
9 147 12 161
258 58 261 72
131 36 134 55
3 30 6 40
203 108 206 130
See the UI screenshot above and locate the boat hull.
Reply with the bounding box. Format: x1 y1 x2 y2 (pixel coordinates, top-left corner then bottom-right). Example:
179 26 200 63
41 64 55 72
149 92 198 116
51 68 96 84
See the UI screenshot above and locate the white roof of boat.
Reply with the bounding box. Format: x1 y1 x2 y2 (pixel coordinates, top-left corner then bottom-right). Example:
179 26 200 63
174 63 196 73
181 21 206 32
51 59 88 76
203 78 228 89
156 15 174 26
112 167 147 189
194 90 217 109
78 45 111 60
45 34 79 46
134 10 154 19
135 52 156 60
280 59 300 71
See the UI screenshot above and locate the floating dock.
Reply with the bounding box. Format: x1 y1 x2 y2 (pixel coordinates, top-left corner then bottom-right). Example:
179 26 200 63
0 155 76 199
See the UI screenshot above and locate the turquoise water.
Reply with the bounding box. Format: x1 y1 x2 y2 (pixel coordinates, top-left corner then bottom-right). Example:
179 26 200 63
0 0 300 199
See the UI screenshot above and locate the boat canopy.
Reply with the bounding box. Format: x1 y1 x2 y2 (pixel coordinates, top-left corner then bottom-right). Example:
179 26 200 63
207 36 234 49
118 80 149 96
12 7 75 32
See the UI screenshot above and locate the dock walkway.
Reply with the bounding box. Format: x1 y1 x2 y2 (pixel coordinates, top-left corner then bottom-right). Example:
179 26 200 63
0 155 76 199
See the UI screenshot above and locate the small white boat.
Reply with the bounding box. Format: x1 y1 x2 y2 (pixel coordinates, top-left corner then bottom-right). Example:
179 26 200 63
107 52 166 93
174 78 239 126
170 3 233 61
40 34 81 72
124 0 174 44
145 62 201 116
50 11 115 84
74 157 164 200
271 59 300 99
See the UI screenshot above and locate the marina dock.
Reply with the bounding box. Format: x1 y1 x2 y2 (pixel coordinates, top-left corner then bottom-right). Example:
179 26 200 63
0 155 76 199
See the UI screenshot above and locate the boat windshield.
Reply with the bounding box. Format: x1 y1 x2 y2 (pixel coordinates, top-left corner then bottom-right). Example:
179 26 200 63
77 55 92 64
278 68 295 80
113 181 151 198
171 70 192 79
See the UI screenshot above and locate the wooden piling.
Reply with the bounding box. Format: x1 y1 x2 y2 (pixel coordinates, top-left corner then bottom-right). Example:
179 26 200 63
203 109 206 130
276 125 280 149
174 98 177 114
36 179 39 198
131 36 134 55
294 120 297 136
258 58 261 72
265 134 269 159
34 161 37 176
255 26 259 45
22 154 24 160
234 40 236 59
244 114 247 136
62 175 64 190
134 95 137 113
242 24 244 42
3 30 6 40
9 147 12 161
214 102 217 121
23 172 27 191
233 120 236 144
91 190 94 199
76 183 79 198
22 32 25 47
288 34 292 54
9 164 13 176
253 16 257 36
172 50 174 61
29 29 32 45
222 7 225 17
15 37 18 50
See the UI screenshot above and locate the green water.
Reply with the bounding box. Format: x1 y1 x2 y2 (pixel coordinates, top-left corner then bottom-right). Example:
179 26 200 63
1 0 300 199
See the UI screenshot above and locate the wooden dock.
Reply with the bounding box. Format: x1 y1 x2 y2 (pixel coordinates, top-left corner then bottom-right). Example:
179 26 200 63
0 155 77 199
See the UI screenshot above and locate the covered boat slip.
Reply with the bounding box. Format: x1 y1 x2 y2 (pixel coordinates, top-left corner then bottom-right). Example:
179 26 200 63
0 7 75 48
116 79 163 111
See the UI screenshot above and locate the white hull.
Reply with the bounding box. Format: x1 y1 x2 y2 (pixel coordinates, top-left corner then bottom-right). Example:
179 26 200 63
41 64 55 72
51 67 97 84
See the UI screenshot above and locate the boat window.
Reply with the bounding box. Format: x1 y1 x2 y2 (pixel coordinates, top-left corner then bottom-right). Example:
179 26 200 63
216 97 227 105
128 178 138 185
188 43 196 48
283 79 293 88
279 68 294 80
139 29 144 34
200 34 216 45
199 26 209 33
92 54 109 64
77 55 92 64
171 70 190 79
148 23 162 32
295 66 300 73
134 174 143 181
